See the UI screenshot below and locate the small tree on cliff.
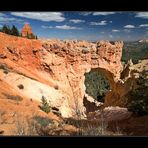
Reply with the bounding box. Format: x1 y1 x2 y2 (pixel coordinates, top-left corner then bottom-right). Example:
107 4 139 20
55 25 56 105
1 25 20 36
39 96 51 114
26 33 37 39
11 25 20 36
2 25 11 34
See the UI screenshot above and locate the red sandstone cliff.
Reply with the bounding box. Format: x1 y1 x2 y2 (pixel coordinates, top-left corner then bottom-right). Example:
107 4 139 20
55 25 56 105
0 32 124 117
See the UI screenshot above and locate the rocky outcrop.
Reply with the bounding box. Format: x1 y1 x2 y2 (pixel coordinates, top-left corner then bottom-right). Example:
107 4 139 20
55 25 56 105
21 23 33 37
105 59 148 107
0 32 124 117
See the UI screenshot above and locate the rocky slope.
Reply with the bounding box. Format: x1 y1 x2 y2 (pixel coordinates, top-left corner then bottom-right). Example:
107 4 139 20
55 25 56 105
0 32 148 136
0 32 124 118
105 59 148 107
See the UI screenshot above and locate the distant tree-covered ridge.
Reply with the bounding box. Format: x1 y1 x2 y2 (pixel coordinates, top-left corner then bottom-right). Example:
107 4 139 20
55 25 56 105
122 41 148 64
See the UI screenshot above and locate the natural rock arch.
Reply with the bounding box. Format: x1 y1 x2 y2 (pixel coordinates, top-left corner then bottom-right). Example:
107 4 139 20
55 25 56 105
0 33 124 118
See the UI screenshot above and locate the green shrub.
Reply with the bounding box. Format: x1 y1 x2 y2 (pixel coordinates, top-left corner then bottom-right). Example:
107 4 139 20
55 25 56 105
26 33 37 39
39 96 51 114
127 71 148 115
33 116 53 127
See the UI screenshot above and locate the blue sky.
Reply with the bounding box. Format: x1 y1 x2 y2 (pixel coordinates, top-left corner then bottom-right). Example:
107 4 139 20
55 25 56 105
0 12 148 41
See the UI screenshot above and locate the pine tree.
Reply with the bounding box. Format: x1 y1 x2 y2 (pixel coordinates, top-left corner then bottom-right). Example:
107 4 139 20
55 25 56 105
127 70 148 115
2 25 11 34
11 25 20 36
39 96 51 113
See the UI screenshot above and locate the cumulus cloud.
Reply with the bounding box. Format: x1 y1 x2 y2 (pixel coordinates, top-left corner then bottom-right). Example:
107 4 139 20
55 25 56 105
123 29 131 33
139 24 148 27
93 12 116 16
56 25 82 29
41 25 54 29
112 29 120 32
11 12 65 22
124 25 135 28
135 12 148 19
90 20 107 25
69 19 85 23
0 13 24 24
42 25 82 30
79 12 116 16
79 12 92 16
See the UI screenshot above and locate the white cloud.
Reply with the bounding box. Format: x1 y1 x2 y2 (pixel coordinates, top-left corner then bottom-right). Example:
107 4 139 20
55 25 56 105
0 13 24 24
0 13 5 17
139 24 148 27
0 17 16 22
90 20 107 25
11 12 65 22
79 12 116 16
79 12 92 16
93 12 116 16
123 29 131 33
42 25 82 30
112 29 120 32
135 12 148 19
41 25 54 29
56 25 82 30
101 32 105 34
110 21 112 23
69 19 85 23
124 25 135 28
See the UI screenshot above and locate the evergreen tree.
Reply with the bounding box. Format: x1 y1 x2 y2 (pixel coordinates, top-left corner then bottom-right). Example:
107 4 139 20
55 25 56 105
2 25 11 34
11 25 20 36
39 96 51 113
127 70 148 115
26 33 36 39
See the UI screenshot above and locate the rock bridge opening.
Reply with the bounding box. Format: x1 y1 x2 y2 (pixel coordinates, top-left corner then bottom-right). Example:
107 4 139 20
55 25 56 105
84 68 110 113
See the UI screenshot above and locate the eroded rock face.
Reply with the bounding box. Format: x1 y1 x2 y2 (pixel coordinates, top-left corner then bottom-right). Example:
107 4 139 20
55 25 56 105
0 32 124 117
21 23 33 37
105 59 148 107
